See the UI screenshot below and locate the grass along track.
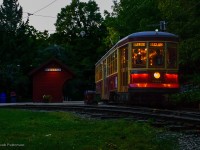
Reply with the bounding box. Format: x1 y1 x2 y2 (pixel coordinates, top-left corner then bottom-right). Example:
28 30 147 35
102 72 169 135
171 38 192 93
2 103 200 131
0 108 178 150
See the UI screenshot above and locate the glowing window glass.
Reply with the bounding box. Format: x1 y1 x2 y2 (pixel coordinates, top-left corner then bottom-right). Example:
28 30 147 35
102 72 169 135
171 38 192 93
45 68 61 71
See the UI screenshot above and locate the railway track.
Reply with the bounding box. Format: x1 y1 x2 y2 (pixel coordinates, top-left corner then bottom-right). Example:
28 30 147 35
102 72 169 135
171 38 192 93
1 103 200 131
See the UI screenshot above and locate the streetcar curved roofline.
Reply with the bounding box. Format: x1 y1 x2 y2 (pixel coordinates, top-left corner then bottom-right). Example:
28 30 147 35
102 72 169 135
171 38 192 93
95 31 179 65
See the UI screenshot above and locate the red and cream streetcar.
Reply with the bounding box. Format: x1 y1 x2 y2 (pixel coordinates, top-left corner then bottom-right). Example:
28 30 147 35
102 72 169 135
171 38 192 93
95 31 179 105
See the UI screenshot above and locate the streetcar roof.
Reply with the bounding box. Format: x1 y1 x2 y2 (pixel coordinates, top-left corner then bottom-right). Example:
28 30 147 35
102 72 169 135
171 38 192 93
95 31 179 65
124 31 178 38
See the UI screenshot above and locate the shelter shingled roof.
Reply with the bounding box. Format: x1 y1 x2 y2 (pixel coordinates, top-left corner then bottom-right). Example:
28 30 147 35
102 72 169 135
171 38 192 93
29 58 75 77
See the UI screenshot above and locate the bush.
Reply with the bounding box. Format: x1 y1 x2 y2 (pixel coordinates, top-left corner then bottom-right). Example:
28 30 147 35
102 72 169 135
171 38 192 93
170 89 200 108
42 95 52 103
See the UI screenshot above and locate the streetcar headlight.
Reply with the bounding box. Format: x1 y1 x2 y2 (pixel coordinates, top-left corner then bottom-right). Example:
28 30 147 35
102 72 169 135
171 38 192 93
154 72 160 79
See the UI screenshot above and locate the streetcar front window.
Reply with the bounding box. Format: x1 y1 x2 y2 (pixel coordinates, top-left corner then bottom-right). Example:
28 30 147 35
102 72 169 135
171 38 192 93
167 43 177 68
149 49 165 67
132 42 147 68
148 42 165 68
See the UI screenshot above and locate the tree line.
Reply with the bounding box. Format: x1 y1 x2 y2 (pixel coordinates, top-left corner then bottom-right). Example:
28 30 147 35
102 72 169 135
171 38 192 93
0 0 199 100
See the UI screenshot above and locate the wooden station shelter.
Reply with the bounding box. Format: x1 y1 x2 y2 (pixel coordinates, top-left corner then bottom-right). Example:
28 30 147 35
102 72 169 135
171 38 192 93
29 58 74 102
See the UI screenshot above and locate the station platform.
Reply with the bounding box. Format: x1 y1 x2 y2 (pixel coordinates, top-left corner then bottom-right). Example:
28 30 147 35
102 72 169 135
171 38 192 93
0 101 85 106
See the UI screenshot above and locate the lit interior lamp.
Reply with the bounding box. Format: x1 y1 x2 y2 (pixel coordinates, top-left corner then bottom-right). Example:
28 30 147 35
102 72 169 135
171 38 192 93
154 72 160 79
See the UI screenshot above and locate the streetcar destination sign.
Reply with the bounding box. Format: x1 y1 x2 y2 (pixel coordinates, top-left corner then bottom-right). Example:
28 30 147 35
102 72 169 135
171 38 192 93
133 42 146 47
150 42 164 47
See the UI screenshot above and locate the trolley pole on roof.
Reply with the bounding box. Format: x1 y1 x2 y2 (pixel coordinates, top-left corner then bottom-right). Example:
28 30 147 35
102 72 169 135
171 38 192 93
160 21 167 31
147 21 167 32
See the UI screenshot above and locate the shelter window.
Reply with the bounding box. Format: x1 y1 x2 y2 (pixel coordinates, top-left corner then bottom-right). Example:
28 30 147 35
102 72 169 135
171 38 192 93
45 68 61 71
148 42 165 68
132 42 147 68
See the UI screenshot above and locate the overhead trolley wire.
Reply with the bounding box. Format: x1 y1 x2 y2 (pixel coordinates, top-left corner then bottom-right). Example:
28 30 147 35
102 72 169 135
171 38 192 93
23 0 59 19
32 0 59 14
21 0 59 33
23 12 56 18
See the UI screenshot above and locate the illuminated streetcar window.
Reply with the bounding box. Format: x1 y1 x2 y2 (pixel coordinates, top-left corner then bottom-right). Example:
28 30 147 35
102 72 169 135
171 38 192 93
95 64 102 81
107 51 117 75
148 42 165 68
132 48 147 68
120 46 128 88
132 42 147 68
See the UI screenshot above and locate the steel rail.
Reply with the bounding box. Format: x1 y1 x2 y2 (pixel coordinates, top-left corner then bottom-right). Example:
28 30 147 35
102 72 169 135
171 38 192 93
1 104 200 130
